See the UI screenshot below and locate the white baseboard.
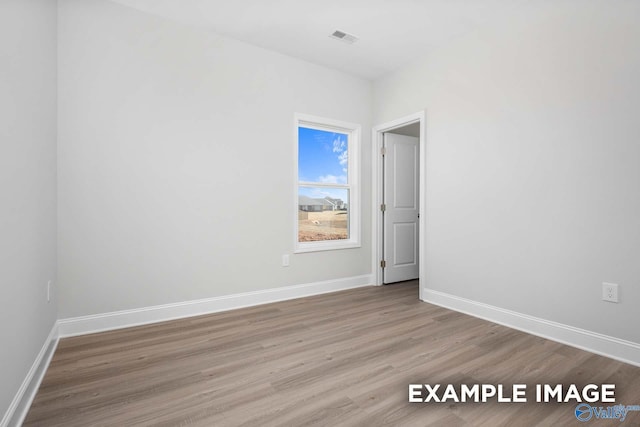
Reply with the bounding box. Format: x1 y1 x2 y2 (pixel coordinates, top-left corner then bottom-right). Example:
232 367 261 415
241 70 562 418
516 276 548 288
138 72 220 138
423 288 640 367
1 322 59 427
58 274 373 337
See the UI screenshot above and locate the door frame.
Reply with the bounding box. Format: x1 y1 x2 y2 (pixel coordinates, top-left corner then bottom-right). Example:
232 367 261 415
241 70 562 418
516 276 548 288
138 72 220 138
371 111 426 301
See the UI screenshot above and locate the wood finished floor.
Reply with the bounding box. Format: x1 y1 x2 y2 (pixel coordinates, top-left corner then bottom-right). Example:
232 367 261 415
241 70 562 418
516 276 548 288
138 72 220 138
25 281 640 426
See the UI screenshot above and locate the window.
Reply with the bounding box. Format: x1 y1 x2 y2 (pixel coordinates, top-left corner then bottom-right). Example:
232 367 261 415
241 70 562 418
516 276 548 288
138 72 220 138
295 114 360 252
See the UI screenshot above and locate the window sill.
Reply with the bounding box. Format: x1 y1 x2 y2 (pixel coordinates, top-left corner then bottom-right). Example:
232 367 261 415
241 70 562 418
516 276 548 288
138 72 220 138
294 241 361 253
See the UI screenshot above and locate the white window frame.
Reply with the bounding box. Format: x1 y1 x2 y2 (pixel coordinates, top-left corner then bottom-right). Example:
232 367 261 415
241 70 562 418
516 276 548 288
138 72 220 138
294 113 361 253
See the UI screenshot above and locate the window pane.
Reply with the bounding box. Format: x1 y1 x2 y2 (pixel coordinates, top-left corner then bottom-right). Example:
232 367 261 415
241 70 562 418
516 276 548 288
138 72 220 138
298 127 348 184
298 187 349 242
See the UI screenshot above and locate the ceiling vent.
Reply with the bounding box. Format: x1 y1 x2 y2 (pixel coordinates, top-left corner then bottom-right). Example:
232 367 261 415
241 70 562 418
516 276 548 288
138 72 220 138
329 30 358 44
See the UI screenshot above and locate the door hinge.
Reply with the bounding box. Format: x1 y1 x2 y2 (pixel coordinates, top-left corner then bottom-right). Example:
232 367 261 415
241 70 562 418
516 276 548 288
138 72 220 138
380 204 386 212
380 260 386 268
381 147 386 156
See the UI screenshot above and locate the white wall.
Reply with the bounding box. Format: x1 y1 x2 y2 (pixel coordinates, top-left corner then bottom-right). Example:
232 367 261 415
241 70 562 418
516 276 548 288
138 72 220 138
57 0 372 318
374 0 640 343
0 0 58 420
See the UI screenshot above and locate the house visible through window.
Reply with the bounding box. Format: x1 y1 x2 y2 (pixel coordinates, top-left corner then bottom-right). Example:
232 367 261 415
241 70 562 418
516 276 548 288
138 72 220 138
295 114 360 252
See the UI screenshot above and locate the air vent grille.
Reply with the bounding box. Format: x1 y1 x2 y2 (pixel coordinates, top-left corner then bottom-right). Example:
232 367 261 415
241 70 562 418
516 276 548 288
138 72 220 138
330 30 358 44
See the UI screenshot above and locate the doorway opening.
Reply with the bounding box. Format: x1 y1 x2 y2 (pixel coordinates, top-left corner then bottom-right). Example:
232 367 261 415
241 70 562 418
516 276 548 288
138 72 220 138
372 112 425 301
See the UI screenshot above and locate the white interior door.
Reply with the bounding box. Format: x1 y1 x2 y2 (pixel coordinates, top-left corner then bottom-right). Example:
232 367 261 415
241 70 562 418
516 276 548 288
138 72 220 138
383 133 419 284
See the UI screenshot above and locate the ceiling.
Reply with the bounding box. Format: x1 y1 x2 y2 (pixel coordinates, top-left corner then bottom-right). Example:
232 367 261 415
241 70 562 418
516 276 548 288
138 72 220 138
389 122 420 138
111 0 529 80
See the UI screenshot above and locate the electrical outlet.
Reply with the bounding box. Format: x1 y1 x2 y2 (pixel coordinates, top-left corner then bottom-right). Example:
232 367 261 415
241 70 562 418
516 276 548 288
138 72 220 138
282 254 290 267
47 280 52 302
602 282 618 303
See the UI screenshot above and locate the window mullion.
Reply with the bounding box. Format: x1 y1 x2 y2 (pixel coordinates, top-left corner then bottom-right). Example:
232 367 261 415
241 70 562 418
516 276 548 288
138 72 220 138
299 182 350 189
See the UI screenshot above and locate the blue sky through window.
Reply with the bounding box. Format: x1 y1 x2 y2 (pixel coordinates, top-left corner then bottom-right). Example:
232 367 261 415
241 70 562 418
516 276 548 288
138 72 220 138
298 127 348 185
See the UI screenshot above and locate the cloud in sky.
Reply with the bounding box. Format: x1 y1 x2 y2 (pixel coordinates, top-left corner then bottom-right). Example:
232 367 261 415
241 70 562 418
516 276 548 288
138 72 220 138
299 186 348 201
338 151 348 172
333 137 348 174
317 174 347 184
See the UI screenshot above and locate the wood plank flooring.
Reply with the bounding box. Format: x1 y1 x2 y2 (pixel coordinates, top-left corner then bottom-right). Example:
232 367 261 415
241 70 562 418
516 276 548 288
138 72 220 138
24 281 640 426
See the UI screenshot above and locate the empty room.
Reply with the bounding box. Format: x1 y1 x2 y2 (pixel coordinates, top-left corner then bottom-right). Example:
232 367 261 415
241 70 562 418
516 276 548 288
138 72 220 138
2 0 639 425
